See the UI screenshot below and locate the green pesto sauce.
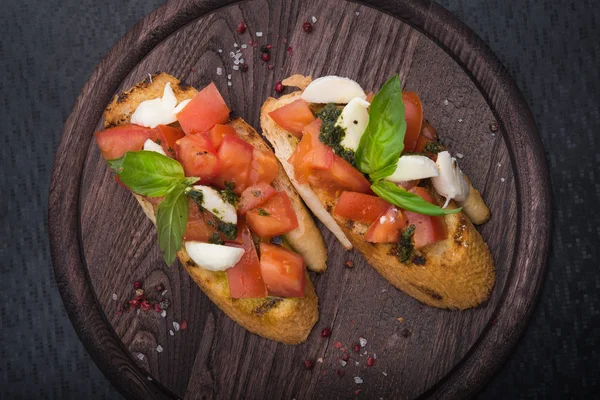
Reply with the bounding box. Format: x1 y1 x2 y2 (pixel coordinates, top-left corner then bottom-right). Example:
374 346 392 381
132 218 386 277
186 188 204 210
423 141 446 154
397 224 416 263
258 208 270 216
217 221 238 240
316 103 356 166
220 182 240 206
208 232 224 245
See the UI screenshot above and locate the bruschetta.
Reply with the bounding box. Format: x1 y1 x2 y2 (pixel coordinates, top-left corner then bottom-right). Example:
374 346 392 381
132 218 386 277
94 72 327 343
261 74 495 310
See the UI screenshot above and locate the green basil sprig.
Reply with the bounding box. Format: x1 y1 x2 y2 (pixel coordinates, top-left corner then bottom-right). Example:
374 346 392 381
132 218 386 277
371 181 460 216
355 74 406 178
354 75 461 216
109 151 200 265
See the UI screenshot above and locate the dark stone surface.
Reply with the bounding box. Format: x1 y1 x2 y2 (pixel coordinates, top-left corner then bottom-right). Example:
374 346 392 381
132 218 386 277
1 0 597 398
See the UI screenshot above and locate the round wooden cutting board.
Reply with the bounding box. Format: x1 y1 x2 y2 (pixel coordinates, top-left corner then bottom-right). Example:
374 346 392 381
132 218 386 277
48 0 551 398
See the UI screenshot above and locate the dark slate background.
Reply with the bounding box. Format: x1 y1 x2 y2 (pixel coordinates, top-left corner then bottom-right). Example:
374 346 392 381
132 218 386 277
1 0 598 398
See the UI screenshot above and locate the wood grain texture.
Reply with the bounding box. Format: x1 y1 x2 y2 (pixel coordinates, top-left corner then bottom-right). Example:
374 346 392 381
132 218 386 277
48 0 551 399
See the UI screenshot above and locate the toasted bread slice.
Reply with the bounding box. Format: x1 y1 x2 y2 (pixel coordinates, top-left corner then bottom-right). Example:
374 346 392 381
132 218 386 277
261 89 495 309
104 73 324 343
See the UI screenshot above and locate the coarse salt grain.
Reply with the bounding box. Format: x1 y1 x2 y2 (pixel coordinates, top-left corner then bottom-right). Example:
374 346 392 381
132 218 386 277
359 337 367 347
233 65 240 71
217 67 223 75
355 11 360 16
381 288 387 292
173 321 180 331
500 178 505 182
156 345 163 353
497 162 502 167
341 360 347 367
229 51 235 57
456 153 464 159
239 59 244 63
382 372 388 376
234 59 240 65
169 330 174 336
364 351 367 355
256 32 263 37
241 44 248 49
317 358 323 363
218 49 223 53
311 16 317 23
373 353 377 359
443 99 449 105
161 310 167 318
112 294 117 301
234 43 238 47
354 377 363 384
137 353 144 360
137 308 141 315
227 74 232 79
162 289 168 296
147 376 153 381
355 361 359 366
227 81 232 86
458 118 463 122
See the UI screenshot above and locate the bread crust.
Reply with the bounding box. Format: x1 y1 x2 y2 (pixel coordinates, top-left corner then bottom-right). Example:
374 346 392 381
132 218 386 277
260 87 496 310
104 73 322 343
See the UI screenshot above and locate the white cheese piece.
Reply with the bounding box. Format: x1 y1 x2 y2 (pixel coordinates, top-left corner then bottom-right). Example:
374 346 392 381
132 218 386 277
142 139 166 156
431 151 470 208
385 155 439 183
301 76 366 104
173 99 191 114
184 241 244 271
131 83 188 128
337 97 370 151
192 185 237 224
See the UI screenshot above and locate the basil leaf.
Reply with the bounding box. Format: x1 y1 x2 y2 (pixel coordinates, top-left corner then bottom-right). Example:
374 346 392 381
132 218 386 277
369 164 398 182
107 157 124 173
371 181 461 216
156 184 189 265
355 75 406 177
115 151 198 197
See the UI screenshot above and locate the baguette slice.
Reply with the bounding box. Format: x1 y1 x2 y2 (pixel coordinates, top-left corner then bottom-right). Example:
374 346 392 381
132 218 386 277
104 72 325 343
261 89 495 310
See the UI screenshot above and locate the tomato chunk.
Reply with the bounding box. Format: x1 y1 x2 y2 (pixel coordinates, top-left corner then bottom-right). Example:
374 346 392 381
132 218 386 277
248 147 279 186
208 124 236 149
402 92 423 153
333 191 390 224
259 242 306 297
183 200 241 244
405 187 448 248
309 155 371 195
94 124 159 160
246 191 299 238
175 133 220 182
156 125 185 157
212 134 254 193
176 83 230 134
237 183 277 215
414 121 439 154
268 99 315 138
227 227 268 298
288 119 333 182
365 206 409 243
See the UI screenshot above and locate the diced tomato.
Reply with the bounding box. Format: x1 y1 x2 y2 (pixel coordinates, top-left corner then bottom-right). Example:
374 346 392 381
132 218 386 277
333 191 390 225
184 201 243 243
246 191 299 238
248 147 279 186
212 134 254 193
156 125 184 157
268 99 315 138
415 121 439 154
288 119 333 182
310 155 371 194
227 227 268 298
404 187 448 248
94 124 159 160
208 124 236 149
237 183 277 215
175 133 220 182
365 206 409 243
402 92 423 152
176 83 230 134
259 242 305 297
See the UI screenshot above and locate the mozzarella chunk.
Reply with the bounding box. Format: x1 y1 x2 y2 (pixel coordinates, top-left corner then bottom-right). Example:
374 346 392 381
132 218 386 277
385 155 439 183
301 76 366 104
337 97 370 151
142 139 166 156
131 83 188 128
431 151 470 208
192 185 237 224
184 241 244 271
173 99 191 114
